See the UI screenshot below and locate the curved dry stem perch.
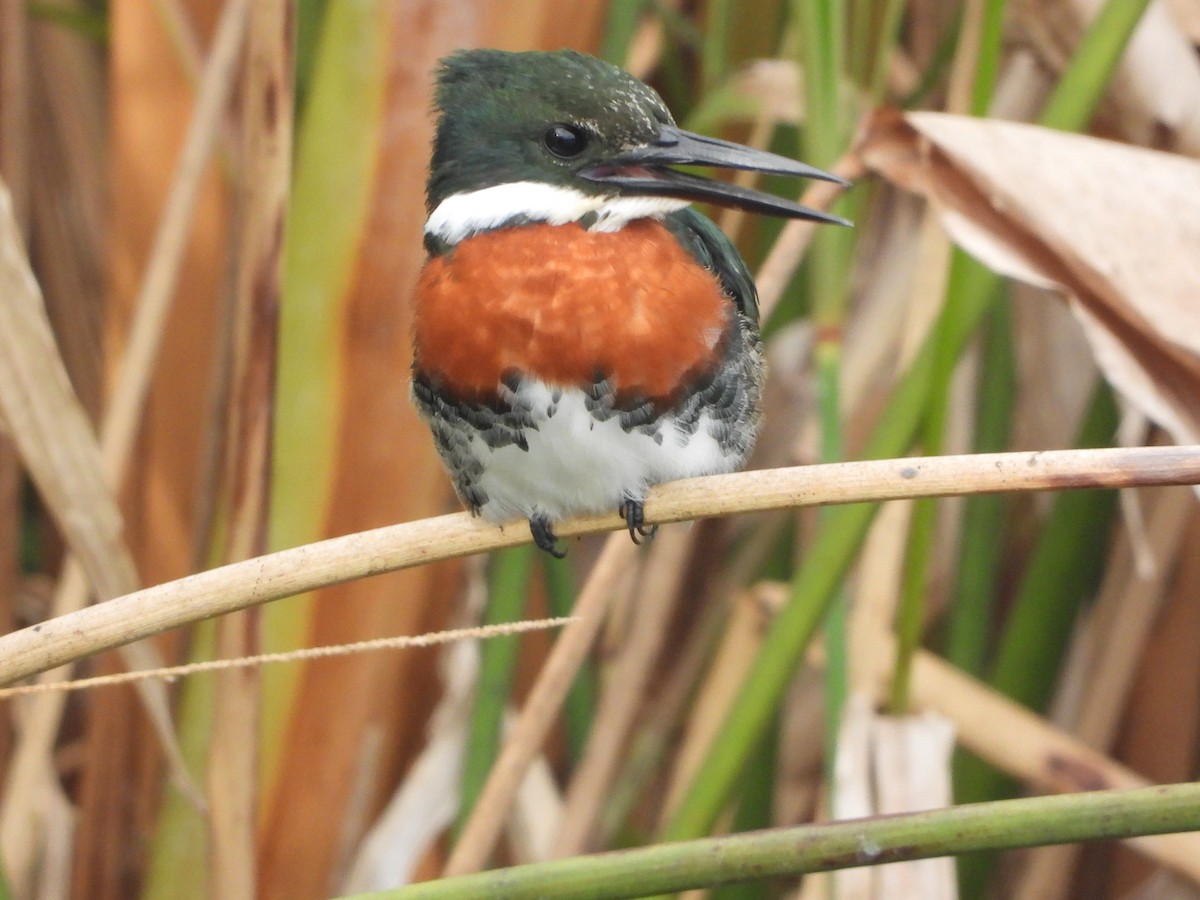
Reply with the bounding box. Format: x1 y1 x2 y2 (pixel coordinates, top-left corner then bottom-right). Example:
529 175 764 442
0 445 1196 687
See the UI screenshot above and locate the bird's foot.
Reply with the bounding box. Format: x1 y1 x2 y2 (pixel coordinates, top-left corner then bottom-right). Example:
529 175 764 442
529 514 567 558
618 497 657 546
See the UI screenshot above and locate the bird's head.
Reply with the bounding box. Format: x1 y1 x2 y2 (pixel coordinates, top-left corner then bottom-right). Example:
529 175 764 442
425 49 848 247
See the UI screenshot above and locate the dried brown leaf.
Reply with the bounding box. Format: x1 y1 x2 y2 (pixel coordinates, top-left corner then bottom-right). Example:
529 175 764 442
858 110 1200 443
29 15 107 420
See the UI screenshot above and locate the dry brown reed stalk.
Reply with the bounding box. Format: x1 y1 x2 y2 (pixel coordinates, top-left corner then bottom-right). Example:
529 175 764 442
554 524 696 856
0 0 29 872
206 1 292 894
0 2 29 229
1015 487 1194 897
0 3 249 890
661 589 772 823
445 535 640 876
1102 514 1200 893
755 153 867 321
0 446 1195 690
27 18 107 419
103 0 249 486
0 180 197 892
0 181 139 642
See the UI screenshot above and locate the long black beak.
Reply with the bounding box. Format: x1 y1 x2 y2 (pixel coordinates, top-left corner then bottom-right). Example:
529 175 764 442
580 124 851 226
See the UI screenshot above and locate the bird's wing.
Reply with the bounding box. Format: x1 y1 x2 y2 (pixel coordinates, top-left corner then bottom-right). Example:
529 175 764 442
662 207 760 328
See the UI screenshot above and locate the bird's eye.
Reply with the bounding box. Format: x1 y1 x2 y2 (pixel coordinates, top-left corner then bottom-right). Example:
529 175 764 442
542 124 588 159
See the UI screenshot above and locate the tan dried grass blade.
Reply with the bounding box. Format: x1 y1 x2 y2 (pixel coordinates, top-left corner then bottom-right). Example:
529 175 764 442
0 185 132 599
0 181 193 891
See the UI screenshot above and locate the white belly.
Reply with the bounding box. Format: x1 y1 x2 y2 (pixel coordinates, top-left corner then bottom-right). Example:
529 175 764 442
471 380 738 523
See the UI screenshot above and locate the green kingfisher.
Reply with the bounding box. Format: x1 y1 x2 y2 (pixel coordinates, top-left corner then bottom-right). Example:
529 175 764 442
411 49 847 556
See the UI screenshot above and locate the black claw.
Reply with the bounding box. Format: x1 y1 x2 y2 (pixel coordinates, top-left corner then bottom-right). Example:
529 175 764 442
529 514 567 558
619 498 658 546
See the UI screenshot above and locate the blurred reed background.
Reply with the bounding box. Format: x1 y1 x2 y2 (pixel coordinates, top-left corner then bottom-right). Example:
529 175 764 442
0 1 1199 898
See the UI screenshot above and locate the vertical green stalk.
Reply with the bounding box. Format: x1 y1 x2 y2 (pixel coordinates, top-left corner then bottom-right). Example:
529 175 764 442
888 497 935 713
140 621 218 900
794 0 850 325
456 546 536 836
847 0 869 90
945 302 1015 676
599 0 650 66
932 0 1014 677
794 0 844 171
970 0 1009 115
890 262 1002 710
263 0 390 792
955 384 1119 895
986 389 1119 715
817 341 848 795
868 0 907 103
794 0 853 803
293 0 330 110
710 717 779 900
1038 0 1155 131
701 0 732 91
890 0 1010 714
849 0 908 104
